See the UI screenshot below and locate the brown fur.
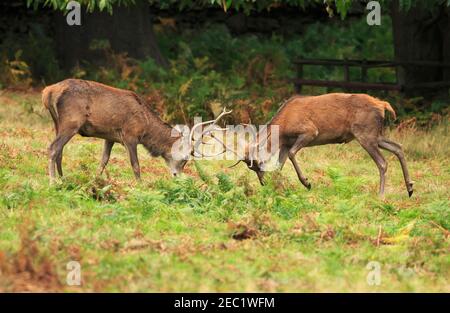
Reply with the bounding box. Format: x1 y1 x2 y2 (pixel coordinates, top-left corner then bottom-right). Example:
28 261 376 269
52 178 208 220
43 79 186 180
246 93 413 197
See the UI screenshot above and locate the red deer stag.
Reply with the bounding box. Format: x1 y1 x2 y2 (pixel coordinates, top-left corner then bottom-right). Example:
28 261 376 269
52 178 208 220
226 93 413 197
42 79 230 182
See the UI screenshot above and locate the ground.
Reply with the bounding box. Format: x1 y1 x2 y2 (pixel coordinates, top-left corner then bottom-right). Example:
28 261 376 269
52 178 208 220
0 90 448 292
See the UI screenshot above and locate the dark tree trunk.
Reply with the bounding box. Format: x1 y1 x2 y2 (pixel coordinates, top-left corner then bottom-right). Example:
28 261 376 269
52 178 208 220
54 2 168 70
439 7 450 81
108 2 168 66
391 1 449 96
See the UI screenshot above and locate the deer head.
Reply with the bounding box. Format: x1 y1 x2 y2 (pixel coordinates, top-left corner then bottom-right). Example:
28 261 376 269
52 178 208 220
207 123 273 186
167 108 233 176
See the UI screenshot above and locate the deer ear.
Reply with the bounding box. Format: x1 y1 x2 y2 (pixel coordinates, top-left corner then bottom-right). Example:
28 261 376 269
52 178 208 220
173 124 189 138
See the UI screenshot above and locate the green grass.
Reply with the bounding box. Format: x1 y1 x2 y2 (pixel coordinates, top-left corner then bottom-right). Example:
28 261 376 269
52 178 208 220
0 90 449 292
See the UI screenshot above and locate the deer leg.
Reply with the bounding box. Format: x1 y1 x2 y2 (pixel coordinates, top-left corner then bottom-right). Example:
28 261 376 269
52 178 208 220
125 142 141 180
48 129 77 182
378 138 414 197
98 140 114 176
288 134 316 190
277 146 289 170
56 151 63 177
359 142 387 197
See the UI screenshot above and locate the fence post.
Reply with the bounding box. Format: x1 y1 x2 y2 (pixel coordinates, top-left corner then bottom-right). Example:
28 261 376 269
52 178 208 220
344 58 350 92
361 59 368 93
295 58 304 94
361 59 368 82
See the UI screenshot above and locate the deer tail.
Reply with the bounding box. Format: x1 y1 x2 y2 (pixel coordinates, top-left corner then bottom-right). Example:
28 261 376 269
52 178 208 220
42 87 59 134
383 101 397 120
372 98 397 120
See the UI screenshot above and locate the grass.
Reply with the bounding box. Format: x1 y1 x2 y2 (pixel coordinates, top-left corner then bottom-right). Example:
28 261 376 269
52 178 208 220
0 90 449 292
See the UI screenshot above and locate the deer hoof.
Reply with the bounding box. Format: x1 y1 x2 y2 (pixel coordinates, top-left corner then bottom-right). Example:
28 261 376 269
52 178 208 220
407 182 414 198
306 182 312 190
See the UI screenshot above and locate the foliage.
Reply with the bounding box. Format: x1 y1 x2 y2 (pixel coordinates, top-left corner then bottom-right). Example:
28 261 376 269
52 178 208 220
0 22 62 87
71 17 395 123
26 0 324 14
68 23 295 123
26 0 450 16
2 7 444 121
0 50 33 89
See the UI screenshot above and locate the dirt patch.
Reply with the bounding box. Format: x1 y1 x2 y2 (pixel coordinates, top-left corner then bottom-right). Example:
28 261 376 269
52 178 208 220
320 226 336 241
89 176 122 202
229 222 258 240
0 221 62 292
100 239 121 252
229 213 278 241
122 238 166 253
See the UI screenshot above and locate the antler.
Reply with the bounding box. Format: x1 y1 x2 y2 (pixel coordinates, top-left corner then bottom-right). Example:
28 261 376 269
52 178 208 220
190 108 232 158
192 125 236 158
201 124 258 166
227 160 242 168
208 131 239 156
189 108 232 143
192 128 227 158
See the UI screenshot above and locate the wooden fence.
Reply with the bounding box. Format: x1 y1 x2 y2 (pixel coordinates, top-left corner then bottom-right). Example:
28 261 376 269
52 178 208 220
292 58 450 93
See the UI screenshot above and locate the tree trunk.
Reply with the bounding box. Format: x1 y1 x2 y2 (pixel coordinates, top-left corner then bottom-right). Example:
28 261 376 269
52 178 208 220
439 7 450 81
108 2 168 66
54 2 168 70
391 1 449 96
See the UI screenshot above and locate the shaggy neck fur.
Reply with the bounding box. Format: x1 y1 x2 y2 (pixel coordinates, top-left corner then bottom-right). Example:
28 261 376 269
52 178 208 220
141 113 181 158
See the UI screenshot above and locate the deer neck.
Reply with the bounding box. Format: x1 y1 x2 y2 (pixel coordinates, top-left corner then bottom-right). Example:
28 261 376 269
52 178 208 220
250 124 279 166
141 121 181 158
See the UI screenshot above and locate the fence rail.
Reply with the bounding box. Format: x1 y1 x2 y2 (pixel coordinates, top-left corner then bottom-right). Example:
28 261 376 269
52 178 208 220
292 58 450 93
